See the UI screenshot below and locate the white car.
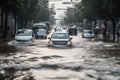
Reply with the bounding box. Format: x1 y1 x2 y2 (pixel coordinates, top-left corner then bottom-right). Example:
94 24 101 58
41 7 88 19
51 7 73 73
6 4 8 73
48 32 72 46
54 27 62 32
13 29 35 45
35 29 47 39
82 30 94 38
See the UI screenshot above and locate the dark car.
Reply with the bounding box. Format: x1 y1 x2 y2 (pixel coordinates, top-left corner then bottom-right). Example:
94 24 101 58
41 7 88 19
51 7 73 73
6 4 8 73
68 27 77 36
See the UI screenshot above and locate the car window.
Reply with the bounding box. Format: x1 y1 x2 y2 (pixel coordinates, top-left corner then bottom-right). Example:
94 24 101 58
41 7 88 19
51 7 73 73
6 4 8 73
88 31 92 34
34 25 47 29
17 30 32 36
52 33 69 39
84 30 92 34
37 30 46 34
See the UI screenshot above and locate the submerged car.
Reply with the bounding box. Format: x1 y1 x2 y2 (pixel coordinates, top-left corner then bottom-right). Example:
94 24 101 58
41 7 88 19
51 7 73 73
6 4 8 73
82 30 94 38
13 29 35 45
48 32 72 46
35 29 47 39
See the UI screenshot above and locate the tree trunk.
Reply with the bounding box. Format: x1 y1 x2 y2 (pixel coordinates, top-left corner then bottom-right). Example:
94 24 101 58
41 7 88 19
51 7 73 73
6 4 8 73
21 17 23 29
103 20 107 41
94 20 97 32
1 7 4 34
2 12 8 39
81 20 84 32
111 18 116 42
89 19 92 30
14 16 17 37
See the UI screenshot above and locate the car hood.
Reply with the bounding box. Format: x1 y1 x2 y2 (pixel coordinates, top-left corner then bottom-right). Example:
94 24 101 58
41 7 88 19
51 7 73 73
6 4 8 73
51 38 69 41
15 36 32 40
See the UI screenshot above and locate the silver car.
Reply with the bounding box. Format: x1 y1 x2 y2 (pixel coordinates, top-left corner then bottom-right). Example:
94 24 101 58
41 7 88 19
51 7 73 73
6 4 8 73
82 30 94 38
48 32 72 46
35 29 47 39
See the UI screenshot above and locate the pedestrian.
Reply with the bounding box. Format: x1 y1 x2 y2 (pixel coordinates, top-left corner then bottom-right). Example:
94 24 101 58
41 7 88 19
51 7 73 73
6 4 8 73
106 32 110 41
94 26 99 39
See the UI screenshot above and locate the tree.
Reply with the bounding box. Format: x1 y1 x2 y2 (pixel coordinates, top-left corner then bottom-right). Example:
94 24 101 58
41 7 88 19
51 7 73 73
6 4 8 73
0 0 50 39
65 0 120 42
64 8 76 25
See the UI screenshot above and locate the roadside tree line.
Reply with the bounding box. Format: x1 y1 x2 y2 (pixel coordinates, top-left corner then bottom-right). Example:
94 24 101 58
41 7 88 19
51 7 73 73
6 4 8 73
0 0 50 39
64 0 120 42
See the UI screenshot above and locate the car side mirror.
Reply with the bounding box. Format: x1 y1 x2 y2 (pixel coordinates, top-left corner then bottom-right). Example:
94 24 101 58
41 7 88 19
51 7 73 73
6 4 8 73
69 37 72 41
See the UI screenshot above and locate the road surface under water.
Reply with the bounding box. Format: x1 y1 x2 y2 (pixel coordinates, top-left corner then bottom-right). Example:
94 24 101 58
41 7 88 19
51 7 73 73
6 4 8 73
0 33 120 80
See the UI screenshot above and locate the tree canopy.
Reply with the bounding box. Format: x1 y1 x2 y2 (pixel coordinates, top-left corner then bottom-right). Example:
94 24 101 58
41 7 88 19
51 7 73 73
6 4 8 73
64 0 120 41
0 0 50 39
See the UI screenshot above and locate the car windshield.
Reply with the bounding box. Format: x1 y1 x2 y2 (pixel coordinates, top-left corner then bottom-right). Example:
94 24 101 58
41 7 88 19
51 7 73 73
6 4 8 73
52 33 69 39
84 30 92 34
37 29 46 34
16 30 32 36
33 25 47 29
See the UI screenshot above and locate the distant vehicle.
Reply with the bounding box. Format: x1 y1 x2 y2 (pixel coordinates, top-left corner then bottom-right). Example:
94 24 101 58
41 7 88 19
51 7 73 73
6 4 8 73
48 32 72 46
42 22 51 33
33 22 51 34
82 30 94 38
68 27 77 35
32 23 47 31
32 23 48 38
13 29 35 45
54 27 62 32
62 26 67 30
35 29 47 39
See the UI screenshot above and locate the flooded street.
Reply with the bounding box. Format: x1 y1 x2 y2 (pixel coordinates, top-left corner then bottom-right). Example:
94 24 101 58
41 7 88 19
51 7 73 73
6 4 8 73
0 33 120 80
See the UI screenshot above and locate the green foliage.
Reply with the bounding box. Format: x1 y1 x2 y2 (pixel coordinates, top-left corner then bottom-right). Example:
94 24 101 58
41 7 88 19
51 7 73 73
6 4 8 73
0 0 50 27
64 8 77 24
0 0 50 39
64 0 120 23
